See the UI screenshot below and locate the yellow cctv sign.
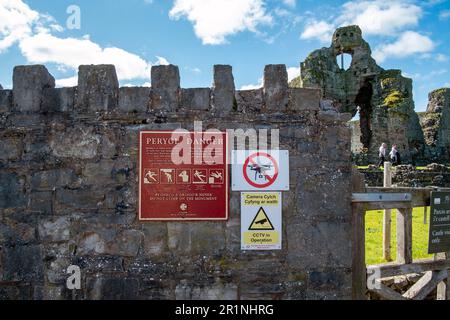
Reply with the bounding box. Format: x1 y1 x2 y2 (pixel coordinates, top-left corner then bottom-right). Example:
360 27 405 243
241 192 282 251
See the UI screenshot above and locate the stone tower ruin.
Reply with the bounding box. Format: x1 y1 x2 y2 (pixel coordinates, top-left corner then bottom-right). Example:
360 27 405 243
292 25 426 164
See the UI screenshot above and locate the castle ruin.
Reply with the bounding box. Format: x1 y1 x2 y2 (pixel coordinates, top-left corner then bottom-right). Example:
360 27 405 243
291 25 450 165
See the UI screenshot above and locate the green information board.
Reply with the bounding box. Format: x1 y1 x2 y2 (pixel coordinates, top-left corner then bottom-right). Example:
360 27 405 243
428 192 450 254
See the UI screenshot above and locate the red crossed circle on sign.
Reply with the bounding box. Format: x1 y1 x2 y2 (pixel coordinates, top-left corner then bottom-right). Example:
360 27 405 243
243 152 279 188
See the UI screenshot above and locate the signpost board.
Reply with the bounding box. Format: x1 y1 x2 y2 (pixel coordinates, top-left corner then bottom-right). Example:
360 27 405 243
241 192 282 250
139 131 228 221
428 191 450 254
232 150 289 191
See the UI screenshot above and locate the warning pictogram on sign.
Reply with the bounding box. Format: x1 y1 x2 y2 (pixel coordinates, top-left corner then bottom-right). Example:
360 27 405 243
243 152 279 189
249 208 275 231
232 150 289 191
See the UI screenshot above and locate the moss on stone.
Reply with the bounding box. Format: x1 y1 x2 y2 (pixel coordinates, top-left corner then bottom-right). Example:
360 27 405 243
381 77 396 87
431 88 449 97
289 76 302 88
384 90 404 108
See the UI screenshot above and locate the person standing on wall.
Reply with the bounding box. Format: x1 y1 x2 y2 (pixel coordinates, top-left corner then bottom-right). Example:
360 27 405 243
377 143 387 168
390 144 401 166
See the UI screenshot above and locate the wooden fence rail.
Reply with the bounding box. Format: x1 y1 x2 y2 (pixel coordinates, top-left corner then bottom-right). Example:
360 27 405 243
351 168 450 300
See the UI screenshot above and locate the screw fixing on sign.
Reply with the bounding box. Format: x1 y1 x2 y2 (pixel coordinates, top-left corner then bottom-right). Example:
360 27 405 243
243 152 279 189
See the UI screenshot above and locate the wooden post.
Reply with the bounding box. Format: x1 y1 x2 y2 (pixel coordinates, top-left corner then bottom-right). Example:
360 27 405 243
353 203 367 300
383 162 392 261
424 206 428 225
436 252 450 300
352 167 368 300
396 207 413 264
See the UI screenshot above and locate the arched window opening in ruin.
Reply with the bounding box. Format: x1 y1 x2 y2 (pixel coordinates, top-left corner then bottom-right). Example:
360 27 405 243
336 53 352 70
354 80 373 149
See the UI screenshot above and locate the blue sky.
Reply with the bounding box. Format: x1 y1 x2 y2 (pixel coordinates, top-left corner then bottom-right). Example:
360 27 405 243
0 0 449 111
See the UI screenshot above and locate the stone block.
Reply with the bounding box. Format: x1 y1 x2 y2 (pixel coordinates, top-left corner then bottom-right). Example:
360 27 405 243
77 65 119 112
118 87 150 113
55 187 105 212
167 222 226 255
235 89 264 113
1 245 44 282
0 89 12 113
0 215 36 245
82 160 115 186
31 169 77 191
0 172 26 209
151 65 180 111
0 136 22 161
42 87 76 113
286 221 352 269
50 126 100 159
263 64 288 112
33 285 65 300
0 285 32 300
175 280 238 300
46 257 72 284
308 269 348 291
141 223 168 257
13 65 55 112
288 88 321 111
76 229 142 257
181 88 211 110
212 65 235 113
38 216 72 242
29 191 53 215
86 277 139 300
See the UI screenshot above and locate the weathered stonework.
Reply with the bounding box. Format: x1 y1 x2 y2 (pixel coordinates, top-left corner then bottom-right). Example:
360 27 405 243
0 63 353 300
359 164 450 187
420 88 450 162
292 26 427 163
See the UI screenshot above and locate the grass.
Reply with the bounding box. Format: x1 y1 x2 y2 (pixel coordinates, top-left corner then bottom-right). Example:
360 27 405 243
365 207 433 265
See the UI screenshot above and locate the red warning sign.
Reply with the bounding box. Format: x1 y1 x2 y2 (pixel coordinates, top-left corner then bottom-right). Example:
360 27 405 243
139 131 228 221
243 152 279 188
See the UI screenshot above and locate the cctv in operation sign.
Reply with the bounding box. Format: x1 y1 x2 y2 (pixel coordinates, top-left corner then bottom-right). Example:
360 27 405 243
139 131 228 221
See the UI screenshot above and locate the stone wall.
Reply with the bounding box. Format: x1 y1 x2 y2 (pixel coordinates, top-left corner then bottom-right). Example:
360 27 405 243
359 164 450 188
0 64 353 300
419 88 450 163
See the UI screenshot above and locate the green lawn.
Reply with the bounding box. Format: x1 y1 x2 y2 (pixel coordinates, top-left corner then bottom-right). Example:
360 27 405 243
365 207 433 265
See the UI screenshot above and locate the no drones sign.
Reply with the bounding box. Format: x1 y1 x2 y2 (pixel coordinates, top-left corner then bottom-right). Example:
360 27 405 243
232 150 290 191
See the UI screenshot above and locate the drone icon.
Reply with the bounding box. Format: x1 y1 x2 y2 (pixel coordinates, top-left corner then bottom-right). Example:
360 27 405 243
247 163 274 181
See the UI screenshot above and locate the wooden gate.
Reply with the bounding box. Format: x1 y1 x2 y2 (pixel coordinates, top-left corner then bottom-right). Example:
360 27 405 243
352 169 450 300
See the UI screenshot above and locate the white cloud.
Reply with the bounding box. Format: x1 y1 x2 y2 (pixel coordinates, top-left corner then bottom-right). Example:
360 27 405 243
0 0 174 87
287 66 300 82
282 0 296 8
339 1 422 36
373 31 435 63
0 0 39 52
241 77 263 90
19 33 152 81
300 21 334 43
440 10 450 20
155 56 170 65
169 0 273 45
300 1 423 43
436 54 448 62
55 76 78 87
